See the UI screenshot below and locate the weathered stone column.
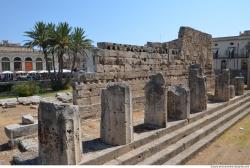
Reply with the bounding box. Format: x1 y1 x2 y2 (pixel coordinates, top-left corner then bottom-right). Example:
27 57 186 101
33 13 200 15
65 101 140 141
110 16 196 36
167 85 190 120
144 73 167 127
233 76 244 96
188 64 207 113
247 58 250 89
214 69 230 101
72 82 84 105
100 82 133 145
229 85 235 98
38 101 81 165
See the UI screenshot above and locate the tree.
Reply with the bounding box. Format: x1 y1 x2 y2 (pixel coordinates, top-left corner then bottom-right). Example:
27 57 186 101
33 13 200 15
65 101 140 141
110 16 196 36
25 22 92 90
70 27 92 73
24 22 51 72
52 22 72 89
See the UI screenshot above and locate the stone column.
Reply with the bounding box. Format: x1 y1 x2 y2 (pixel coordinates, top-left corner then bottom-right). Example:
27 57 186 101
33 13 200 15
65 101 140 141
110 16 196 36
188 64 207 113
229 85 235 98
167 85 190 120
100 82 133 146
214 69 231 101
247 58 250 89
233 76 244 96
144 73 167 127
38 101 81 165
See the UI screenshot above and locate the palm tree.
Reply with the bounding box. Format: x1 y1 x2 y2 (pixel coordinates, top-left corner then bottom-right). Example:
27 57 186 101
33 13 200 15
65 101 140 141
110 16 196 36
24 22 50 71
70 27 92 73
53 22 72 89
46 23 57 74
25 22 92 90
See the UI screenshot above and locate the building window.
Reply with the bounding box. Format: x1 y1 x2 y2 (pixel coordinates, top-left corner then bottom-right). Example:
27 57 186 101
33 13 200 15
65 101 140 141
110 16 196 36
241 61 247 70
213 49 219 58
25 57 33 71
47 58 53 70
2 57 10 71
36 58 43 70
14 57 22 71
221 60 227 70
228 47 235 58
230 42 234 45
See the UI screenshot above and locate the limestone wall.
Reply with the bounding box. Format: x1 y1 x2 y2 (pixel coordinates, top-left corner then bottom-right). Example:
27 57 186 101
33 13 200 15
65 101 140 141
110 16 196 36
74 27 214 119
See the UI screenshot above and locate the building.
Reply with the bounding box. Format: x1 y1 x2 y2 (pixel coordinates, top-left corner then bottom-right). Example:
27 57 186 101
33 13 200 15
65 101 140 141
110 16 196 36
213 30 250 81
0 40 58 73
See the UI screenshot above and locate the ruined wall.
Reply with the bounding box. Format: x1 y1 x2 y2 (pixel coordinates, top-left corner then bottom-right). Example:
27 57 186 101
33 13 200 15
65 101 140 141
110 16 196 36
73 27 213 119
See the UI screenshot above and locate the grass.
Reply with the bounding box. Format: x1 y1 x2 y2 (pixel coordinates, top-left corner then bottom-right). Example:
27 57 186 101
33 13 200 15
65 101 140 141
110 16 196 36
0 87 72 99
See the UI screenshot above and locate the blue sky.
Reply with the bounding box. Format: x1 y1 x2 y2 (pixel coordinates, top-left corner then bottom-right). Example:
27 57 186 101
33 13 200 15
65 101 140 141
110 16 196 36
1 0 250 46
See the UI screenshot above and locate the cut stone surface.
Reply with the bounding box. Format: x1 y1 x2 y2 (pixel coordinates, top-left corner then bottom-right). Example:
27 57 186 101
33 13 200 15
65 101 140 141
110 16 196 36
38 100 81 165
18 96 41 105
13 149 38 165
22 114 35 125
101 82 133 146
233 76 244 96
56 92 72 103
2 100 17 108
214 69 230 102
168 84 190 120
19 138 38 152
4 122 38 139
0 98 17 106
188 64 207 113
144 73 167 127
229 85 235 98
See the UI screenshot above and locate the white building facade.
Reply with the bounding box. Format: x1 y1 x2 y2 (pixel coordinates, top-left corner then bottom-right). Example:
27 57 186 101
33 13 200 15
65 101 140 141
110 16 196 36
213 30 250 81
0 40 59 73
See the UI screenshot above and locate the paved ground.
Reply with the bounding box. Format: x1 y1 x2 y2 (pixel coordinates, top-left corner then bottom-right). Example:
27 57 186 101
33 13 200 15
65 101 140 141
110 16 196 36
186 114 250 165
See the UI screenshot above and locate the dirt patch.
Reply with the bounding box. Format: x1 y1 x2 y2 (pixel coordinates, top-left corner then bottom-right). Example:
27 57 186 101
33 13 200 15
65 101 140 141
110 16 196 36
186 114 250 165
0 105 145 165
0 105 37 164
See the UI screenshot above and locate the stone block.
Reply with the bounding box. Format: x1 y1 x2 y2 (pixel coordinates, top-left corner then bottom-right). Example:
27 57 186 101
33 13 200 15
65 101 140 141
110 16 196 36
144 73 167 127
233 76 244 96
0 98 17 106
22 115 35 125
19 138 38 152
4 123 38 139
100 82 133 146
229 85 235 98
214 69 230 102
167 85 190 120
56 92 72 103
188 64 207 113
38 101 81 165
12 150 38 165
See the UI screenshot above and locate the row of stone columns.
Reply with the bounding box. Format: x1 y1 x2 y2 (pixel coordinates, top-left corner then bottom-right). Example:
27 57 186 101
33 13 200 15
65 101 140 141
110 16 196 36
100 64 208 146
37 64 208 165
214 69 245 101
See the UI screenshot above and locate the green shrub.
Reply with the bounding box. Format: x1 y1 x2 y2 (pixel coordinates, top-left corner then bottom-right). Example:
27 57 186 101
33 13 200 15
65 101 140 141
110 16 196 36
12 82 40 97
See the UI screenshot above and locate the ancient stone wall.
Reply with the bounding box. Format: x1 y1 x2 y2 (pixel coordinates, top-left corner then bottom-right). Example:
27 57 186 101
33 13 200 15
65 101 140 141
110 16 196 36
73 27 213 119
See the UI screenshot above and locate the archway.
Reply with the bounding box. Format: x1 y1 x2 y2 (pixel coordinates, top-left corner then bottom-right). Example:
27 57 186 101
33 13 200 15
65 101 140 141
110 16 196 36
36 58 43 70
14 57 22 71
25 57 33 71
1 57 10 71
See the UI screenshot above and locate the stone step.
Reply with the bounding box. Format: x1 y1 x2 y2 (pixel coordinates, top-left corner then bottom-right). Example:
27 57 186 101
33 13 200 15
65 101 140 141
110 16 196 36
80 93 250 165
136 101 250 165
164 107 250 165
104 96 250 165
189 92 250 123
